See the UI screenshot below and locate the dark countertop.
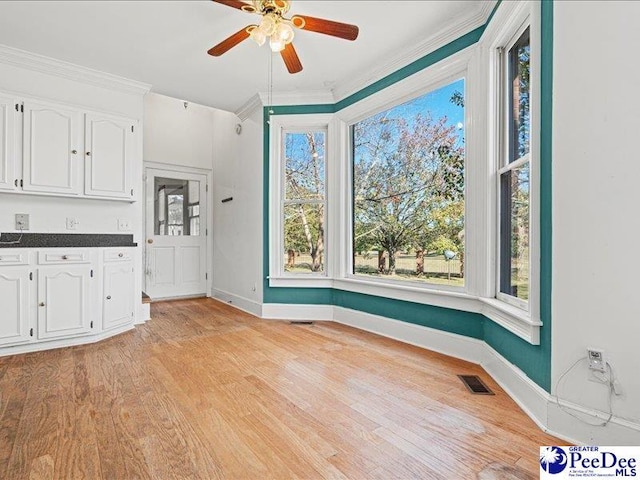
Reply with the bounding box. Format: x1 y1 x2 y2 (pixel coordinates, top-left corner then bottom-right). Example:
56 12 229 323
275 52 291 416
0 233 137 248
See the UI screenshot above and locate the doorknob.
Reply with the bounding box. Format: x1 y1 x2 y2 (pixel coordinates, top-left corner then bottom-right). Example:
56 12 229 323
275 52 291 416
147 239 154 244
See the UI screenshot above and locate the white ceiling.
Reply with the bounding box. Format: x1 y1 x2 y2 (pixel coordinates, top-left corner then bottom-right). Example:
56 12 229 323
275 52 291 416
0 1 489 113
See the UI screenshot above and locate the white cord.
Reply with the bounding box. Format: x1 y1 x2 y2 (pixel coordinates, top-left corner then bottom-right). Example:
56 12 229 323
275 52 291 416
554 357 616 427
0 228 24 245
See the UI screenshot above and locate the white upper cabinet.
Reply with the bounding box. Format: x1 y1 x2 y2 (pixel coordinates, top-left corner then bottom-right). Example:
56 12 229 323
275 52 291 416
22 100 82 195
0 94 17 191
84 114 135 199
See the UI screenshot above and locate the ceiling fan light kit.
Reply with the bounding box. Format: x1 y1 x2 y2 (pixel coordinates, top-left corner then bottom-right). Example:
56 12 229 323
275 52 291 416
209 0 359 74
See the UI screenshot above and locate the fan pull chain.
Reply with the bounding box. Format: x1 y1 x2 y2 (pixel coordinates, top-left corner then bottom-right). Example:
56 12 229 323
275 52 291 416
267 51 275 124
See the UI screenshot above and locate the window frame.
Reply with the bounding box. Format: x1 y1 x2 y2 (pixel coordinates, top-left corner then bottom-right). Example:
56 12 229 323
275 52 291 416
481 0 542 342
496 23 532 311
347 78 468 293
268 114 333 286
336 50 473 296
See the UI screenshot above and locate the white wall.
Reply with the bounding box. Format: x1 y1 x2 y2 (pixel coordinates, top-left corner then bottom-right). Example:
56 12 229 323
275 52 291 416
211 108 263 314
143 91 262 311
143 92 215 170
553 1 640 432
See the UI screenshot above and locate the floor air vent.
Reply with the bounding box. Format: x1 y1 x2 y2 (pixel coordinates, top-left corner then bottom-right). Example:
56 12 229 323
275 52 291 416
457 375 494 395
290 321 314 325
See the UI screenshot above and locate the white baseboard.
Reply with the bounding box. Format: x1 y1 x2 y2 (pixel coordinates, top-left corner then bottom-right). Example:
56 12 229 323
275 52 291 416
0 323 134 357
211 288 262 317
546 397 640 445
333 306 486 365
198 299 640 445
261 303 334 321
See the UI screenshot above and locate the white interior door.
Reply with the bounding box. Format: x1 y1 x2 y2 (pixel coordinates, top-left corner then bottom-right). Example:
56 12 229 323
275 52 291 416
145 167 208 300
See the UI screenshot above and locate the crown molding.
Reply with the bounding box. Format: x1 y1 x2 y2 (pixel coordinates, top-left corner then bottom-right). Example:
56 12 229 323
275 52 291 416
480 0 500 23
331 1 496 104
258 90 335 107
235 93 263 122
235 89 336 120
0 44 151 96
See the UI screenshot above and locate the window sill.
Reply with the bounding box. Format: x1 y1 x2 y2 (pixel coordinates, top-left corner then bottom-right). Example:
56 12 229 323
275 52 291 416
268 276 541 345
268 276 333 288
332 277 480 313
478 297 542 345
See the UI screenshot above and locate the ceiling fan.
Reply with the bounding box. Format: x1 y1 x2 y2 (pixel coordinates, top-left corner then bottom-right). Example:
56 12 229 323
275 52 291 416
207 0 359 74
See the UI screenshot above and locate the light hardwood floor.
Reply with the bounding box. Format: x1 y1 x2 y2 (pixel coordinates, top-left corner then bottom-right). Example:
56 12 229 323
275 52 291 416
0 298 560 479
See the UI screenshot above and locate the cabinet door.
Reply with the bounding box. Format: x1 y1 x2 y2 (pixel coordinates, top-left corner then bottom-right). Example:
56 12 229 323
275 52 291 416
37 266 92 340
22 101 82 195
0 94 17 191
85 114 134 199
103 262 134 330
0 268 31 346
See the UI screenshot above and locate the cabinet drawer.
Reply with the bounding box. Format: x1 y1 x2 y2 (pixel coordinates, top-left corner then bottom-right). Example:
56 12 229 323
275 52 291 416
38 250 91 265
0 251 29 266
104 249 133 262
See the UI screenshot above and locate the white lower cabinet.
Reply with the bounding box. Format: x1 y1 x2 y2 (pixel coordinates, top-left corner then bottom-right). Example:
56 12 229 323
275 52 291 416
0 247 137 354
37 265 93 340
103 261 134 330
0 267 31 346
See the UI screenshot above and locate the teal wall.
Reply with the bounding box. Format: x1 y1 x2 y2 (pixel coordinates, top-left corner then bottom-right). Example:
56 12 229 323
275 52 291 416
262 1 553 391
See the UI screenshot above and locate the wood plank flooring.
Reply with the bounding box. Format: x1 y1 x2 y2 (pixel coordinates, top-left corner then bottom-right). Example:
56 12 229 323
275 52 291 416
0 298 561 479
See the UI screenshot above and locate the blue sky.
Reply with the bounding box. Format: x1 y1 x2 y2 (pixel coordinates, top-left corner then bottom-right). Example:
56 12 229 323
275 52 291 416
385 78 465 137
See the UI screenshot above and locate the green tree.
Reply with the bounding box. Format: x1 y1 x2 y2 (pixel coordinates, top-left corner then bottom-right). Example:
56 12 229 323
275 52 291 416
284 132 325 272
353 113 463 274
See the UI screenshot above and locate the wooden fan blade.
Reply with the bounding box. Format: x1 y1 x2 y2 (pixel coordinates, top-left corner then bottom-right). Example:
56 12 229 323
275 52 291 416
208 26 252 56
211 0 253 12
291 15 359 41
281 43 303 74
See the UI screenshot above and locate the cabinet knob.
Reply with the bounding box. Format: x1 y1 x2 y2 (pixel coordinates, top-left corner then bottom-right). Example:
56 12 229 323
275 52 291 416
71 149 77 155
39 302 45 307
118 253 124 257
86 151 91 156
106 295 111 300
147 239 154 244
62 255 69 260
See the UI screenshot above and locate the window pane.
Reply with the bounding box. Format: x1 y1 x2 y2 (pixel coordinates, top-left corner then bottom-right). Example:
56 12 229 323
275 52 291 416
499 162 530 300
285 131 325 201
154 177 201 236
352 79 465 287
284 203 325 273
509 28 530 162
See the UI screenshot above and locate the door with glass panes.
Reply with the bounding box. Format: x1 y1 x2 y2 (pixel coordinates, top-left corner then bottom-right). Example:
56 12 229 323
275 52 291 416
145 168 207 299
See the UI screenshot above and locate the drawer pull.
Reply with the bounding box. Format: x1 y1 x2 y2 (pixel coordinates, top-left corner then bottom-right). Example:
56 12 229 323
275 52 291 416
106 295 111 300
39 302 45 307
62 255 69 260
118 253 124 258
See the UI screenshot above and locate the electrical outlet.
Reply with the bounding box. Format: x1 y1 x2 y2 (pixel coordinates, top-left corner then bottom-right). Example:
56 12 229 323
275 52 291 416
118 218 131 231
66 218 79 230
588 348 606 372
15 214 29 230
